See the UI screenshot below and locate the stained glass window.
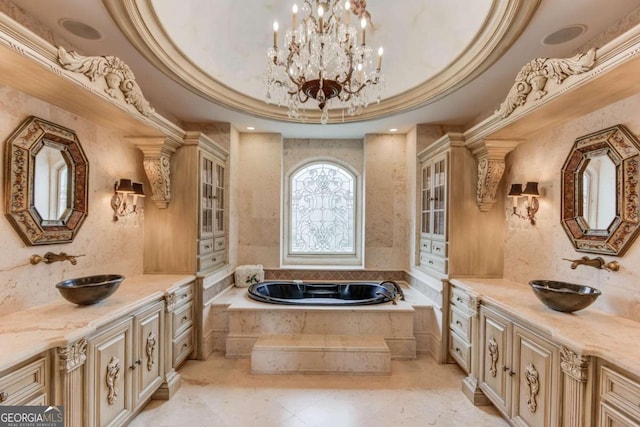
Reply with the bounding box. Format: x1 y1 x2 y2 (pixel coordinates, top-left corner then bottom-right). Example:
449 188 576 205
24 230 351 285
289 162 355 254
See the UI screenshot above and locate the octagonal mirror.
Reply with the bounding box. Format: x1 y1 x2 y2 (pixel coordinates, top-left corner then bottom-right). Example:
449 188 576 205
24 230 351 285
561 124 640 256
4 116 89 245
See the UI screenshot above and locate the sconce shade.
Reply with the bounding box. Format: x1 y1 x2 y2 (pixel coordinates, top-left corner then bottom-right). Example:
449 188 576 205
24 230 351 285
132 182 145 197
522 182 540 197
508 183 523 196
116 179 134 193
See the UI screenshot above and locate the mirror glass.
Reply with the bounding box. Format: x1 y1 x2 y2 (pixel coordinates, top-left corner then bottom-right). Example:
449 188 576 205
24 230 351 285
562 124 640 256
582 154 616 230
34 145 70 221
4 116 89 245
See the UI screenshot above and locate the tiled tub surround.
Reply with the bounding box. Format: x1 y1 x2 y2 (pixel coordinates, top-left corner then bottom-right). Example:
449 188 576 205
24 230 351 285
207 282 436 363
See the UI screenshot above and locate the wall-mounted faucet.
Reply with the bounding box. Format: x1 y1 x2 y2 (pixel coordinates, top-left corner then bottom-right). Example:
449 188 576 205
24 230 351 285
563 256 620 272
30 252 85 266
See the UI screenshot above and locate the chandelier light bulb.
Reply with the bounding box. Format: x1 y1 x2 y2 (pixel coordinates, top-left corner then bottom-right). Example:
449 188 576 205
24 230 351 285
273 21 279 47
345 1 350 10
318 5 324 17
377 47 383 70
360 17 367 29
292 4 298 28
345 1 351 24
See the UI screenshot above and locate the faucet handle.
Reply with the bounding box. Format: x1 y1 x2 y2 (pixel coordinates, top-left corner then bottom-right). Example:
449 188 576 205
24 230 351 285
602 260 620 272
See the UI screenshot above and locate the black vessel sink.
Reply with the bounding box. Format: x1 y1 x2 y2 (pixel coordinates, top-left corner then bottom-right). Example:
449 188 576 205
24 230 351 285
56 275 125 305
529 280 601 313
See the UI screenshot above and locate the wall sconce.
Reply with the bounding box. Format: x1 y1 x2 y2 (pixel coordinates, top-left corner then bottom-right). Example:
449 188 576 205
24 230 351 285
508 181 540 225
111 179 145 221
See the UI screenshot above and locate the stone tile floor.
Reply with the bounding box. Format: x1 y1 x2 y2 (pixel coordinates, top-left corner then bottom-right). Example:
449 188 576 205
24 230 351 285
130 353 508 427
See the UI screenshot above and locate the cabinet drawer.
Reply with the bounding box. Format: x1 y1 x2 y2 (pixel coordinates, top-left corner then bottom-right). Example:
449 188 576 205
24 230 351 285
601 366 640 422
199 238 215 255
420 252 447 273
599 402 640 427
173 283 194 306
198 250 225 272
173 328 194 367
214 236 225 251
449 330 471 373
450 305 471 341
0 357 47 406
172 301 194 338
450 286 470 309
419 239 431 253
430 240 447 257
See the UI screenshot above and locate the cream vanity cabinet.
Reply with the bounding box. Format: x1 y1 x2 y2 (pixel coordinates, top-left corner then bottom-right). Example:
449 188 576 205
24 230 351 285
448 284 473 373
87 300 164 427
478 305 561 426
0 354 49 406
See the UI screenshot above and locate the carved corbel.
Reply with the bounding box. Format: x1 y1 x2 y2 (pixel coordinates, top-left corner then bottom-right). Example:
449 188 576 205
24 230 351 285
474 139 522 212
128 137 181 208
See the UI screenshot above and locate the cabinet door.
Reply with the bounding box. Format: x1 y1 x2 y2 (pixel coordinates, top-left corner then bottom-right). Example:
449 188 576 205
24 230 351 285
199 152 215 239
214 160 225 236
88 317 133 427
479 306 512 416
431 154 447 239
421 162 432 235
134 301 164 408
511 325 560 427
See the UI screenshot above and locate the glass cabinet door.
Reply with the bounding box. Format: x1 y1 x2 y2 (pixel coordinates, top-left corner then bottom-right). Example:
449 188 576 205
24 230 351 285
200 154 215 238
421 164 431 234
214 162 225 235
432 157 447 239
420 154 447 240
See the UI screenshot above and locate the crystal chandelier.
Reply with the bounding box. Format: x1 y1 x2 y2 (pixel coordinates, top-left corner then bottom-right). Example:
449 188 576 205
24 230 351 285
266 1 385 124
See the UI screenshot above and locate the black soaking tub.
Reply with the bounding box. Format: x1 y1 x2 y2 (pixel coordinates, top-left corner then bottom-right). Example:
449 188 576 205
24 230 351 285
247 280 404 306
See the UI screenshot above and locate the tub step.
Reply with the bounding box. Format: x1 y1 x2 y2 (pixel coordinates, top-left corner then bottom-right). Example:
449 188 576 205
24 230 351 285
251 334 391 375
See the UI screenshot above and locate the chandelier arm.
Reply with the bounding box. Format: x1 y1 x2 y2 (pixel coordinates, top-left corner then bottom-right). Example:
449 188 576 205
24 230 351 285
336 41 355 86
285 48 305 90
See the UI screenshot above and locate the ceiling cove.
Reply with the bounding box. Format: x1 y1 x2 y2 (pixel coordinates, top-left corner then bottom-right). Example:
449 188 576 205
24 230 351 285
103 0 540 123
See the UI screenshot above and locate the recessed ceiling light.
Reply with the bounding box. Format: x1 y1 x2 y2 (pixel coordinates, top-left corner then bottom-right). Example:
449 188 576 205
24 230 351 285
247 126 255 131
59 19 102 40
542 25 587 46
389 128 398 132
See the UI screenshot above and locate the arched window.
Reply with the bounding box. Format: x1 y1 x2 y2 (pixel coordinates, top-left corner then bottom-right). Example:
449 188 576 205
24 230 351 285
282 160 363 267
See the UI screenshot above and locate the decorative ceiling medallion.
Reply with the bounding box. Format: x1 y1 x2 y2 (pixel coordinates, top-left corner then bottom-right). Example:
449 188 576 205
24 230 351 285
104 0 540 123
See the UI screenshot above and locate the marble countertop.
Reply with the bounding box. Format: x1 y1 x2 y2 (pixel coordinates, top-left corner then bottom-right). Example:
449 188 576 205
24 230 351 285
0 274 195 372
450 277 640 378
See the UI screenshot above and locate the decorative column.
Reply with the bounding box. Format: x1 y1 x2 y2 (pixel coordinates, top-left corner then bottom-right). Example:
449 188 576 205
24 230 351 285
55 339 88 427
473 139 522 212
152 291 181 400
560 346 591 427
462 295 491 405
128 137 181 209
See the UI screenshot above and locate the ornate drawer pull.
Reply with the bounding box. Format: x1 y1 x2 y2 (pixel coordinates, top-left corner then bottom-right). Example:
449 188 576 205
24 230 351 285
182 315 188 321
435 247 441 252
456 297 463 303
428 261 433 265
0 391 8 402
204 245 211 249
182 343 189 349
455 347 461 354
455 320 463 327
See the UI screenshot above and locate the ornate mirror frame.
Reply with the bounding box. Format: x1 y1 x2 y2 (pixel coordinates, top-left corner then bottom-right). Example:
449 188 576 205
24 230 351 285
4 116 89 245
561 124 640 256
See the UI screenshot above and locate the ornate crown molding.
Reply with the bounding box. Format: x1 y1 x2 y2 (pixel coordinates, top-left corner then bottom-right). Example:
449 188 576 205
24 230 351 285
128 137 181 209
103 0 540 123
57 46 154 116
560 346 590 382
57 338 88 372
497 48 597 119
